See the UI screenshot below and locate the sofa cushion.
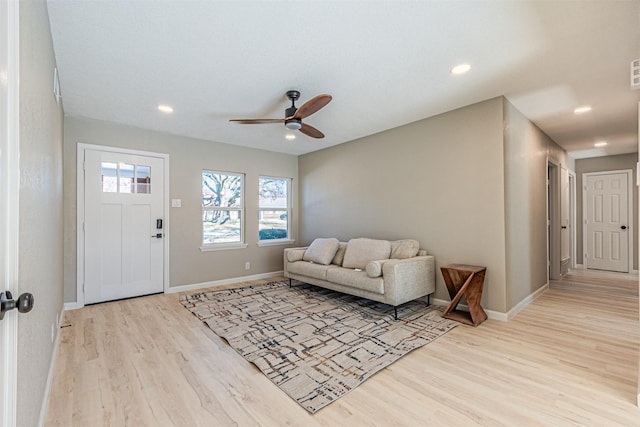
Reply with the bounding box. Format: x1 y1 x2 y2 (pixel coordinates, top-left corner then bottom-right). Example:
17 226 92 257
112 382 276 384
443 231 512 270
365 260 387 278
342 238 391 269
390 239 420 259
331 242 348 266
287 261 333 281
303 238 340 265
326 268 384 295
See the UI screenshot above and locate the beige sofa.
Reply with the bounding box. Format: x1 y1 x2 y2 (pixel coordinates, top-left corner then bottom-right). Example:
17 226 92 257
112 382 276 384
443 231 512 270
284 237 435 319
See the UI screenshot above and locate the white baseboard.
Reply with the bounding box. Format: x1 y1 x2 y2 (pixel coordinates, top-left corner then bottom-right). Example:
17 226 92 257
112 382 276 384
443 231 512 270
432 283 549 323
63 302 81 311
506 283 549 320
37 304 64 427
167 271 284 294
573 264 585 269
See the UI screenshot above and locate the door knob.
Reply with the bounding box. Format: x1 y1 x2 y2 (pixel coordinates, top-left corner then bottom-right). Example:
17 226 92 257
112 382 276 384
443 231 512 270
151 233 163 238
0 291 35 320
621 225 627 230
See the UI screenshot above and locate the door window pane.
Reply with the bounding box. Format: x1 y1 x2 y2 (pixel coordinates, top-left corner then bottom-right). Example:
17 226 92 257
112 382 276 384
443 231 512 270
136 165 151 194
101 162 118 192
119 163 134 193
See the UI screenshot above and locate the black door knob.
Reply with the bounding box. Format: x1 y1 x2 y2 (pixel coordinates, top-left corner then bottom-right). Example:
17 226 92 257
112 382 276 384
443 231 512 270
0 291 34 320
621 225 627 230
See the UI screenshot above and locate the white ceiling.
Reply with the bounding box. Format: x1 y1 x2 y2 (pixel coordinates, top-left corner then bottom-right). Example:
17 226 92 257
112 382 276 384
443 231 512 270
47 1 640 158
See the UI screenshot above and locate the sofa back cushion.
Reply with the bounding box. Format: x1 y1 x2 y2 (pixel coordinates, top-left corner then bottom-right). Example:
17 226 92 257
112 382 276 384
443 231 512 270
342 238 391 269
390 239 420 259
331 242 348 266
303 238 340 265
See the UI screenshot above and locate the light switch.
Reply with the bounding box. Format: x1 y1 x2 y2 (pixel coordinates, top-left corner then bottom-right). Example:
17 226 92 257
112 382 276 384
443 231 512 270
171 199 181 208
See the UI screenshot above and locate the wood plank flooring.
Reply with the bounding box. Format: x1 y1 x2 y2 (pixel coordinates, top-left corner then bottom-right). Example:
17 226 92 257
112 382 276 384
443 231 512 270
44 271 640 426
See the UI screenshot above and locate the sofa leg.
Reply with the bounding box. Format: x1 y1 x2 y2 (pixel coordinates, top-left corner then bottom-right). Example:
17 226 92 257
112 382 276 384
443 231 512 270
289 278 292 288
427 294 431 306
394 306 398 320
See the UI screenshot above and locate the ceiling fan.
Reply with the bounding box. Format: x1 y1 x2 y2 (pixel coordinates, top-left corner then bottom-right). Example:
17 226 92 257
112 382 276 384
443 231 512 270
230 90 332 138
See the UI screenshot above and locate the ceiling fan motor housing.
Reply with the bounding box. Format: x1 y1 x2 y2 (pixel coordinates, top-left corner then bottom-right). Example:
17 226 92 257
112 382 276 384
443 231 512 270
285 118 302 130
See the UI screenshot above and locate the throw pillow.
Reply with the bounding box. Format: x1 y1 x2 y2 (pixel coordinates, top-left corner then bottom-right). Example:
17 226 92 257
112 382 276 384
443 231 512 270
390 239 420 259
342 238 391 269
365 260 387 278
303 238 340 265
331 242 348 266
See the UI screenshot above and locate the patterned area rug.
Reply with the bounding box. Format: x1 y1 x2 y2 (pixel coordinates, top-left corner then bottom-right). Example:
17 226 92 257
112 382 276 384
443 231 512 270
180 280 458 413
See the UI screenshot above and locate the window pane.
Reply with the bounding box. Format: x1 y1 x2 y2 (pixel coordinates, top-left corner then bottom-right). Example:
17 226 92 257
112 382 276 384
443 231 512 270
119 163 134 194
202 172 242 208
101 162 118 193
259 177 288 208
136 165 151 194
203 210 242 244
259 210 288 240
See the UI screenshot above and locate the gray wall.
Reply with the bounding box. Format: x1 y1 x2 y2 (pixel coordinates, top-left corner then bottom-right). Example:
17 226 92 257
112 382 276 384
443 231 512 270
18 1 65 426
503 100 568 309
575 153 638 270
63 116 298 303
299 97 509 313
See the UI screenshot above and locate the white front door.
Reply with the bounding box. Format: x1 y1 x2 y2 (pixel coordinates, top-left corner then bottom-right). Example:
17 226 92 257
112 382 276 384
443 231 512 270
0 0 19 424
584 171 630 272
83 149 165 304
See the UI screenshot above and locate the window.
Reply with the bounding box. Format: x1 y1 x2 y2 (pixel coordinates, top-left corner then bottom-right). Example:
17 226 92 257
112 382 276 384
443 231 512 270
101 162 151 194
258 176 292 243
202 171 246 249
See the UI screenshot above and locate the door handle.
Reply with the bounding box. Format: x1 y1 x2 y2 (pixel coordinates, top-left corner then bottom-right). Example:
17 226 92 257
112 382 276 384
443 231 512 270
621 225 627 230
151 233 163 238
561 226 567 229
0 291 35 320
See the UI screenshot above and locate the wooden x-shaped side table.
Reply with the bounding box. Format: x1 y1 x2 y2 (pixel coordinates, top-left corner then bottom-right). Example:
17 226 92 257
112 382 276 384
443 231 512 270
440 264 487 326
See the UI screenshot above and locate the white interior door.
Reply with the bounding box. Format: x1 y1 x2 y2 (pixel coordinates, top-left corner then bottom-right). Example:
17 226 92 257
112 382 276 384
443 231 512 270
584 171 630 272
83 149 165 304
561 166 570 273
0 0 18 425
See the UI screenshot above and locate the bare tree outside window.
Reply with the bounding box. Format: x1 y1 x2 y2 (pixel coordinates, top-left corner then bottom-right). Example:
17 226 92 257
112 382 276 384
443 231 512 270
202 171 244 245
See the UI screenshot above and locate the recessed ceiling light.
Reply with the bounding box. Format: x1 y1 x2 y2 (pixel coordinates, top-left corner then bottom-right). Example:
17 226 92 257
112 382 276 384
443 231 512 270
574 105 592 114
594 141 607 147
285 134 296 140
451 63 471 75
158 104 173 113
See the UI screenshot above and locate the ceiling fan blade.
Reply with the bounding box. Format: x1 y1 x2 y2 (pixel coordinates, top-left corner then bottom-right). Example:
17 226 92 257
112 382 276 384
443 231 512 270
229 118 284 124
292 94 332 120
299 122 325 139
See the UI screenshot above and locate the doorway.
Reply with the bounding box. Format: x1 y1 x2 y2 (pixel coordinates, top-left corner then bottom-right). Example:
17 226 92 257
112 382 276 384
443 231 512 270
77 144 169 306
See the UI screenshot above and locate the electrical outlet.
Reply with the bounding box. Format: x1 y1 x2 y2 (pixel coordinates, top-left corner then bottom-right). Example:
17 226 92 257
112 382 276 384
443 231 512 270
245 261 250 270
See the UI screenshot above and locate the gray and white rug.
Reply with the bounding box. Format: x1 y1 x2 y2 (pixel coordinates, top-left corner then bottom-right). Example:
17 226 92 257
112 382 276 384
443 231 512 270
180 280 458 413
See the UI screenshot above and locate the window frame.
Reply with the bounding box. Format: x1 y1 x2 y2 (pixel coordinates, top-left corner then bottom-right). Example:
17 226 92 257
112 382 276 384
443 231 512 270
200 170 248 251
257 175 294 247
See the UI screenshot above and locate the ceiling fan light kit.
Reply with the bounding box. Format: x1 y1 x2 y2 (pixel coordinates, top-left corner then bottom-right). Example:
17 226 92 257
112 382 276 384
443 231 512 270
230 90 332 139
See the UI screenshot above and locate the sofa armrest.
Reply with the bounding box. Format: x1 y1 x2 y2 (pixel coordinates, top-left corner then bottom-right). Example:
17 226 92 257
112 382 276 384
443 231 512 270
382 255 435 306
284 247 308 277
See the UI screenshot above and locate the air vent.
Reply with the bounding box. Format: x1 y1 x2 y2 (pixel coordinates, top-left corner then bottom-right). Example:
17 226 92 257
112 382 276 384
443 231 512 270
632 59 640 90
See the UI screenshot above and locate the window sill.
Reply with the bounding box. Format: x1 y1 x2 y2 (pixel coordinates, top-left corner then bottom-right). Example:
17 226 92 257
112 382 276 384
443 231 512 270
257 239 296 247
200 242 248 252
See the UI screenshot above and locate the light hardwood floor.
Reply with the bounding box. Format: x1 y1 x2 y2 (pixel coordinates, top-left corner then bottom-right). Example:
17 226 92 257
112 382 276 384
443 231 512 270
45 270 640 426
